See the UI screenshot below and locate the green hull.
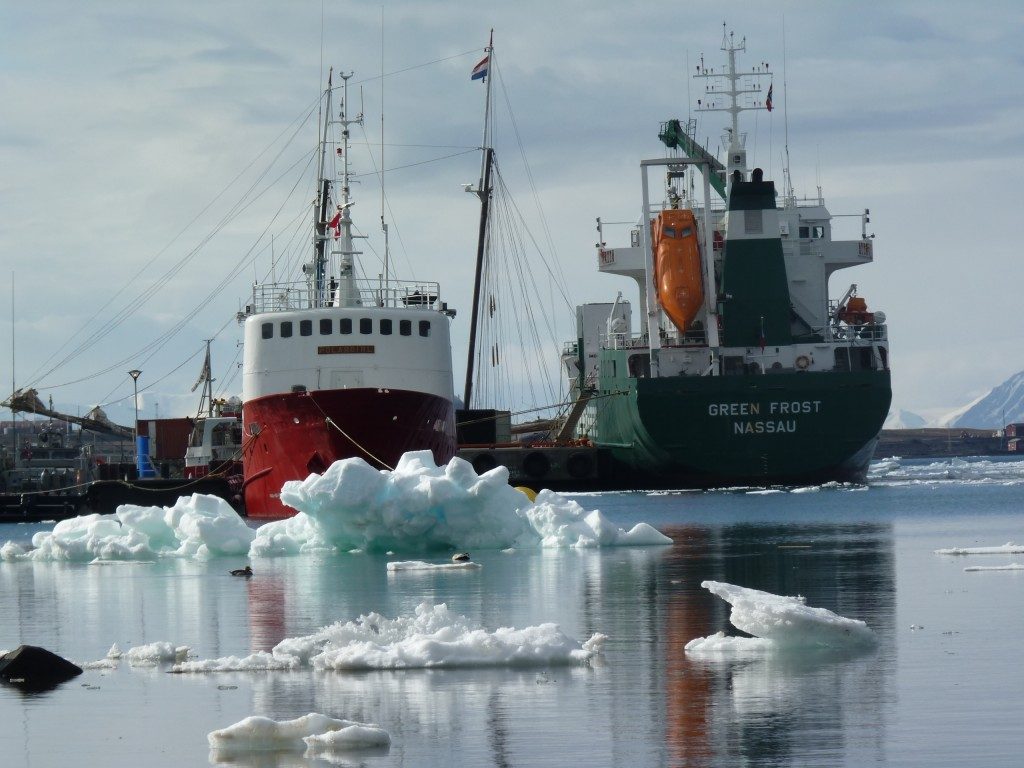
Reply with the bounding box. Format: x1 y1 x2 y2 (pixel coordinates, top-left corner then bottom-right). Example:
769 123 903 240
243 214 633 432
593 354 892 487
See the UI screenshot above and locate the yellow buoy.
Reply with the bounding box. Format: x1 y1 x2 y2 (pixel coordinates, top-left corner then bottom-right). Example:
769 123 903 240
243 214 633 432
514 486 538 502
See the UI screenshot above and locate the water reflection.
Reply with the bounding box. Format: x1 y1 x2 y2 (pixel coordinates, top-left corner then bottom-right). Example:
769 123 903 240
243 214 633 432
658 522 895 767
1 517 896 767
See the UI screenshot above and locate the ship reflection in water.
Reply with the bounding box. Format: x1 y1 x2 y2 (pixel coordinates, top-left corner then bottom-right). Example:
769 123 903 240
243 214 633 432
231 519 896 767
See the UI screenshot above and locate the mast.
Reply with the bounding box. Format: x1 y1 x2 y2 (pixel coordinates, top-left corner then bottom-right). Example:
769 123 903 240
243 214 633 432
334 72 363 308
694 25 772 194
464 31 495 409
312 69 333 308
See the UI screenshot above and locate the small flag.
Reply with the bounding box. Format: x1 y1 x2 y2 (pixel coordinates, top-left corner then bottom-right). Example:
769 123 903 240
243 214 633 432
766 84 773 112
759 316 767 352
328 210 341 239
470 55 489 81
191 347 211 392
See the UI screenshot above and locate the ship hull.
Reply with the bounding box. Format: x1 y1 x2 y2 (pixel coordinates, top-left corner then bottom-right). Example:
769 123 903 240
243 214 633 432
242 387 456 518
593 367 891 488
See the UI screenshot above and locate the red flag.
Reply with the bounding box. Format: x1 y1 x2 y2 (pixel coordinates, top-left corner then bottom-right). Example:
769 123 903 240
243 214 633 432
328 211 341 239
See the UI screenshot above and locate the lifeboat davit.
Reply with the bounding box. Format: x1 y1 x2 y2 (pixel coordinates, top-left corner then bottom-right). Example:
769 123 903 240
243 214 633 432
652 209 704 334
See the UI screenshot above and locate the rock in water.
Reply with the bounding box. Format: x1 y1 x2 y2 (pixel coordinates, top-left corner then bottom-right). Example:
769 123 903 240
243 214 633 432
0 645 83 690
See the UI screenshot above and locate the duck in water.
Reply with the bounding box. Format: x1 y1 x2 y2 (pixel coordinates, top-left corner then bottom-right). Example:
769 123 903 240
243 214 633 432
230 565 253 577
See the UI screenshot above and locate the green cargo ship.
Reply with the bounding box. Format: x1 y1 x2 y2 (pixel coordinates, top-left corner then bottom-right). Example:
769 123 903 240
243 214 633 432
561 30 891 487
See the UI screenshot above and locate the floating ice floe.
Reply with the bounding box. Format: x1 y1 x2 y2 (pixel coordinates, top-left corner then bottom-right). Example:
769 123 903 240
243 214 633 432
208 713 390 756
934 542 1024 555
250 451 671 555
0 494 254 562
869 456 1024 486
964 563 1024 572
386 560 482 572
172 601 604 673
685 580 876 655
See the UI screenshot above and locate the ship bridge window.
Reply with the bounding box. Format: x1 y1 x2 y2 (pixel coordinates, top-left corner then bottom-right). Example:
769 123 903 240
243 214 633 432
812 225 825 239
380 318 393 335
360 318 372 335
320 318 332 335
280 321 293 338
400 319 412 336
261 322 273 340
340 318 352 334
300 319 312 336
799 226 810 239
419 320 431 337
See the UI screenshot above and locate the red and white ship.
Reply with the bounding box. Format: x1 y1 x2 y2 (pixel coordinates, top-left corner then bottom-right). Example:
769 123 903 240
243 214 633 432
240 72 457 518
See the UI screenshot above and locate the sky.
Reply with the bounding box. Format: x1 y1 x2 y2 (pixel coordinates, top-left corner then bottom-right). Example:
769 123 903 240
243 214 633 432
2 0 1023 428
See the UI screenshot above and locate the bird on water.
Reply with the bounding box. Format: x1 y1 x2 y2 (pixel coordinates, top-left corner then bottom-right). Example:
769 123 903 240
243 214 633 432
230 565 253 577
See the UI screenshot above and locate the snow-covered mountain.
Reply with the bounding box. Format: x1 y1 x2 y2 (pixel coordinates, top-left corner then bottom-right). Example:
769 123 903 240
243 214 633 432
884 409 927 429
951 370 1024 428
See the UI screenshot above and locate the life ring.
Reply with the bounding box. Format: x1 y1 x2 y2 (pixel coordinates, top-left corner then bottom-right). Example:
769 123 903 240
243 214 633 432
795 355 810 370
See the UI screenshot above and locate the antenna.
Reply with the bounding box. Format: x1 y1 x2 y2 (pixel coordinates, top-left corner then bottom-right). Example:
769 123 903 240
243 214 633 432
381 7 389 291
782 16 794 203
10 271 16 470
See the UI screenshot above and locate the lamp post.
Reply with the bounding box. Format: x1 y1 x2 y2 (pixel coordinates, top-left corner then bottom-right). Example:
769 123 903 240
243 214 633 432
128 369 141 469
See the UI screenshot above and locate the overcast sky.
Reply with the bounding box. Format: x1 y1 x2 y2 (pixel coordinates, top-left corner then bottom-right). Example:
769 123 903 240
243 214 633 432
2 0 1022 427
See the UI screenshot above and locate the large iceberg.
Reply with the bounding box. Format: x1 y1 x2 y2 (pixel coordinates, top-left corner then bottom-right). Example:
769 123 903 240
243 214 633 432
251 451 671 555
685 581 876 655
2 452 671 562
173 601 605 672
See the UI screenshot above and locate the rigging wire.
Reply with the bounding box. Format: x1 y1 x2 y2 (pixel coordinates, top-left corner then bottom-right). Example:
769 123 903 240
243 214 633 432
24 93 323 390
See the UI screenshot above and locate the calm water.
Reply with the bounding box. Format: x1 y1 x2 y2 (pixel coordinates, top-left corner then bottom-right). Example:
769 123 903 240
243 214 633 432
2 457 1023 767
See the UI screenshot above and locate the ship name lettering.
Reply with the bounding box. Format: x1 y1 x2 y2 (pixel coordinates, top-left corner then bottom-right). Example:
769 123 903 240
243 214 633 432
733 419 798 435
769 400 822 415
708 402 760 417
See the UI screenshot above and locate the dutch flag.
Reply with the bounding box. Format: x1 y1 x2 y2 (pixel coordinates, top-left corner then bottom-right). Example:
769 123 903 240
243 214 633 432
470 55 489 81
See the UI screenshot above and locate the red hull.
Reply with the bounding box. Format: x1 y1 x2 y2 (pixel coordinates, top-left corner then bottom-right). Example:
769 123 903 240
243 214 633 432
242 388 456 518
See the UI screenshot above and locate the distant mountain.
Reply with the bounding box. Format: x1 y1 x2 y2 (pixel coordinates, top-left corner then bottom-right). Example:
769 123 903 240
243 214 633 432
884 409 927 429
952 370 1024 428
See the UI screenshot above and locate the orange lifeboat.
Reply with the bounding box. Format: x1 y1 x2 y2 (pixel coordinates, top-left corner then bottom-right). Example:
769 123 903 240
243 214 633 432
652 209 704 334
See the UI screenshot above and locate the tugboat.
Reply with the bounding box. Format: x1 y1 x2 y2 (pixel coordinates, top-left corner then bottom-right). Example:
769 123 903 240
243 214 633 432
239 71 457 518
563 29 891 487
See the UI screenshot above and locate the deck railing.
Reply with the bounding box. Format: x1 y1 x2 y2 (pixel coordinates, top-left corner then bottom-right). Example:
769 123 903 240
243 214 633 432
247 279 443 314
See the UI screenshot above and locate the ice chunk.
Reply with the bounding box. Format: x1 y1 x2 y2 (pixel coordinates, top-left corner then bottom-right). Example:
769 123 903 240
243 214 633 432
386 560 482 571
964 563 1024 572
124 642 190 664
173 650 299 673
253 452 671 555
174 602 604 672
935 542 1024 555
208 713 387 754
303 722 391 750
685 581 876 655
1 494 254 562
683 631 774 654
